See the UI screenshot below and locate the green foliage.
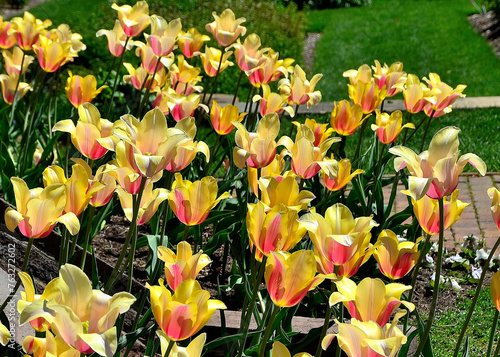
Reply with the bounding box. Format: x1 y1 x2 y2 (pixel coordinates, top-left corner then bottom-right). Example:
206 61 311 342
279 0 371 10
308 0 500 101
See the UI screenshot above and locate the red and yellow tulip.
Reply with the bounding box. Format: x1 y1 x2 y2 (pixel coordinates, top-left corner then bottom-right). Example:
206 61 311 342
488 187 500 230
210 100 246 135
371 110 414 144
257 175 315 211
2 46 33 75
491 270 500 311
0 16 15 49
279 64 322 107
330 100 365 136
197 46 233 77
10 12 51 51
96 20 134 57
348 80 387 114
65 71 107 108
116 181 168 225
319 156 363 192
177 27 210 58
205 8 246 47
253 83 294 117
423 73 466 117
0 72 31 105
111 1 150 37
157 331 206 357
230 33 269 72
146 15 182 57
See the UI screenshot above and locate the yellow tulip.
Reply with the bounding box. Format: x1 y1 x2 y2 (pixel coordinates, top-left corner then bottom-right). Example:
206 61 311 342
229 33 270 72
330 277 414 326
423 73 466 117
65 71 106 108
300 204 377 266
371 60 406 97
295 118 334 147
265 250 325 307
116 181 168 225
53 103 112 159
491 270 500 311
166 117 209 172
205 8 246 47
169 54 201 87
111 1 150 37
253 83 294 117
247 154 287 196
123 63 167 91
96 20 134 57
46 24 86 54
247 202 306 261
393 74 439 114
146 16 182 57
0 16 16 49
178 27 210 58
248 51 293 87
330 100 365 136
348 80 387 114
488 187 500 230
271 341 312 357
233 113 280 169
390 126 486 200
322 314 407 357
134 42 165 74
98 107 189 178
2 46 33 75
5 178 80 238
22 329 79 357
20 264 135 356
157 331 206 357
371 110 414 144
197 46 233 77
88 164 116 208
147 279 226 341
0 321 9 346
210 100 246 135
278 123 338 179
343 63 373 85
10 12 51 51
158 241 211 291
279 64 322 107
32 35 76 72
410 189 468 235
257 175 315 211
319 156 363 192
0 72 31 105
373 230 421 280
168 173 231 226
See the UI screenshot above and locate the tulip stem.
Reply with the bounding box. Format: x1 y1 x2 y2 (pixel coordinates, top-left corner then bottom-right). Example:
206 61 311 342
104 177 147 293
401 113 413 145
367 143 386 216
403 232 432 333
453 235 500 357
419 110 435 152
9 50 26 127
138 55 162 117
315 280 336 357
258 305 280 357
0 237 34 312
80 205 97 270
206 53 224 107
105 36 130 119
413 197 445 357
287 105 299 138
353 119 368 167
383 172 400 220
494 331 500 357
232 70 243 105
486 309 499 357
335 304 343 357
182 224 190 243
237 256 267 357
164 339 176 357
102 55 118 85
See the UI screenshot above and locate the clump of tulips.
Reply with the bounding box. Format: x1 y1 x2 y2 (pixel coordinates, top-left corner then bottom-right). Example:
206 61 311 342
1 2 499 357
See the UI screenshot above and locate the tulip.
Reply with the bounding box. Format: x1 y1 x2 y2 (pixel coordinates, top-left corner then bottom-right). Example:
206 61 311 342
169 54 201 87
0 72 31 105
53 103 113 160
296 118 334 147
134 42 165 74
157 331 206 357
10 12 51 51
22 329 79 357
265 250 325 307
247 154 287 196
20 264 135 356
410 189 468 235
102 162 148 195
488 187 500 230
390 126 486 200
123 63 166 91
247 202 306 261
158 241 211 291
348 80 387 114
210 100 246 135
0 322 9 346
491 270 500 311
89 164 116 208
65 71 106 108
96 20 134 57
42 163 104 217
0 16 15 49
206 8 246 47
177 27 210 58
168 173 231 226
322 314 407 357
146 16 182 57
253 83 294 117
330 277 414 326
2 46 33 75
271 341 312 357
166 117 210 172
5 178 80 238
371 60 406 97
229 33 269 72
371 110 414 144
47 24 86 54
373 230 421 280
116 181 168 225
300 204 378 266
233 113 280 169
32 35 76 72
248 51 293 87
320 156 363 192
343 63 372 85
18 272 55 332
257 175 315 211
197 46 233 77
423 73 466 117
330 100 365 136
98 107 189 178
166 93 208 122
111 1 150 37
278 123 338 179
393 74 439 114
148 279 226 341
279 64 322 107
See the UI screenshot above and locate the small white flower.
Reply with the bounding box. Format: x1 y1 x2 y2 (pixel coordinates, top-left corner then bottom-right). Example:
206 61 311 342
471 265 482 280
447 277 462 291
475 248 490 262
445 253 465 264
430 242 439 253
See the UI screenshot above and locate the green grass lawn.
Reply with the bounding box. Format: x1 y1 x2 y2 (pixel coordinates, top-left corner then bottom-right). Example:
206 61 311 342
308 0 500 101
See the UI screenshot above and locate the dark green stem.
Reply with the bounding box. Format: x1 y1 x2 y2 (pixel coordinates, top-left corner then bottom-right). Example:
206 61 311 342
138 55 162 117
353 119 369 167
453 235 500 357
164 339 176 357
257 305 280 357
486 309 499 357
206 53 224 106
401 113 413 145
413 197 445 356
9 50 26 126
419 110 435 152
315 281 336 357
232 70 243 105
494 332 500 357
102 55 118 85
80 205 97 269
105 36 130 119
